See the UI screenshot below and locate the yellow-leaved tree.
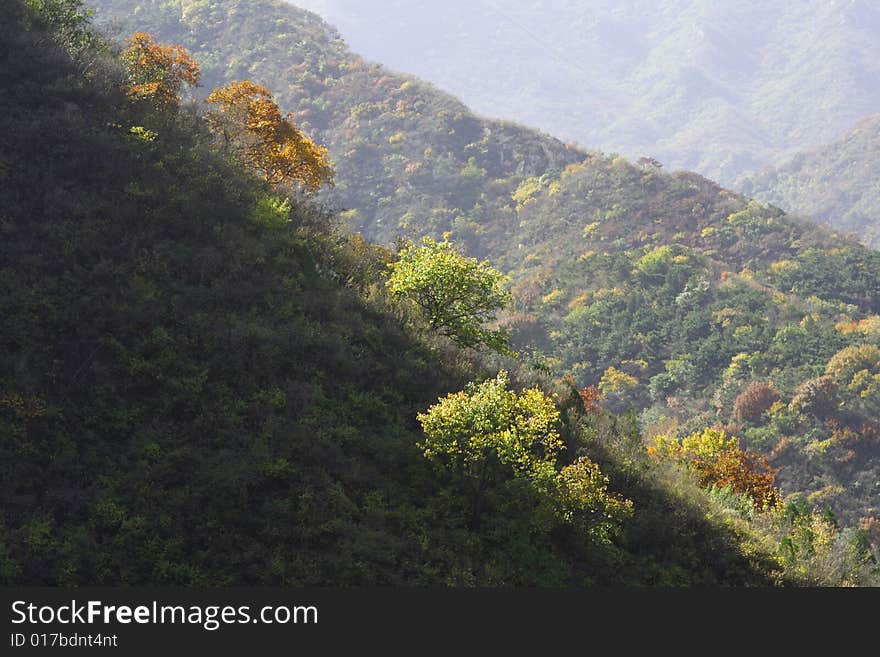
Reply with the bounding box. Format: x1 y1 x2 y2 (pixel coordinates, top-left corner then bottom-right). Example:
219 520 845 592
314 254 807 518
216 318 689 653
418 371 632 534
649 427 781 510
122 32 200 111
204 80 333 191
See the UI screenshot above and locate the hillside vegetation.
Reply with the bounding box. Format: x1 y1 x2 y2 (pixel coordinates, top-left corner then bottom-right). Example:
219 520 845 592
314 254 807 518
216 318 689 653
88 0 584 246
292 0 880 185
9 0 861 587
742 115 880 250
85 0 880 542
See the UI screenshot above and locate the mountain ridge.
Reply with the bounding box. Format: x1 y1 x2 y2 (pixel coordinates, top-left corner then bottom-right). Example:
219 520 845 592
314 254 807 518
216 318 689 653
287 0 880 185
83 0 880 533
742 114 880 250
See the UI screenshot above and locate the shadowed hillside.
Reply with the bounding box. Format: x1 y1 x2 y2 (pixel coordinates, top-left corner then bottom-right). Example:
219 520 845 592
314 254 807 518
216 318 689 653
86 0 880 534
4 0 837 586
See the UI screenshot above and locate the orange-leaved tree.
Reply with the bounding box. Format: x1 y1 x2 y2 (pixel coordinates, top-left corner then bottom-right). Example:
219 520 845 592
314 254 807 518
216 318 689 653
204 80 333 191
578 385 604 414
649 427 781 510
122 32 200 111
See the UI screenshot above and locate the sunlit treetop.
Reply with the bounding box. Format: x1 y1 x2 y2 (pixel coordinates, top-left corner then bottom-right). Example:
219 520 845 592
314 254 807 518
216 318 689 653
386 236 511 351
204 80 333 191
122 32 200 111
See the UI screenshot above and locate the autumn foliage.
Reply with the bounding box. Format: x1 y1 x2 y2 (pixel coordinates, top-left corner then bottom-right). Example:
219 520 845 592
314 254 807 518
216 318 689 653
649 428 782 510
578 385 603 414
732 380 780 423
122 32 200 110
789 375 839 419
204 80 333 190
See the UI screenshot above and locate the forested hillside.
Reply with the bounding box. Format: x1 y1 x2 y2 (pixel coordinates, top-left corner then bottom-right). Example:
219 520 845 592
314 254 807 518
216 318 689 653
85 0 880 540
291 0 880 185
89 0 583 246
742 115 880 249
10 0 863 587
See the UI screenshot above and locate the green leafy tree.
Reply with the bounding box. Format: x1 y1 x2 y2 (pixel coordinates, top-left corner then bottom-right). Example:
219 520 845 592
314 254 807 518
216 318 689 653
649 355 695 401
418 371 562 521
418 371 632 532
555 457 634 540
25 0 102 53
386 237 511 351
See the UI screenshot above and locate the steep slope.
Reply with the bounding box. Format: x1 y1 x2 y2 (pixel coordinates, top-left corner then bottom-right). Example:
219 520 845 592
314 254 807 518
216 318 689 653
3 0 813 587
89 0 583 246
742 115 880 249
0 1 471 585
290 0 880 184
84 0 880 534
497 158 880 528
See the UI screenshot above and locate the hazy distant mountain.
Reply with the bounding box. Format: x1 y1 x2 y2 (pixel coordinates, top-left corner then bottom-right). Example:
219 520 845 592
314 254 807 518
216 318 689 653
290 0 880 185
742 115 880 249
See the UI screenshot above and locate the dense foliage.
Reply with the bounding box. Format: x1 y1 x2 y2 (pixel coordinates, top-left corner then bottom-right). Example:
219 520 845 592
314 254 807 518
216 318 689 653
79 0 880 579
649 428 781 511
293 0 880 185
386 237 510 351
7 0 852 587
122 31 200 110
204 79 334 189
504 160 880 527
742 114 880 249
417 371 633 541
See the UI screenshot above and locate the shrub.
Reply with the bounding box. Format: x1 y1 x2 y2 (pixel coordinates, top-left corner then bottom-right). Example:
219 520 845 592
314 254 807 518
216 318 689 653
732 381 780 424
